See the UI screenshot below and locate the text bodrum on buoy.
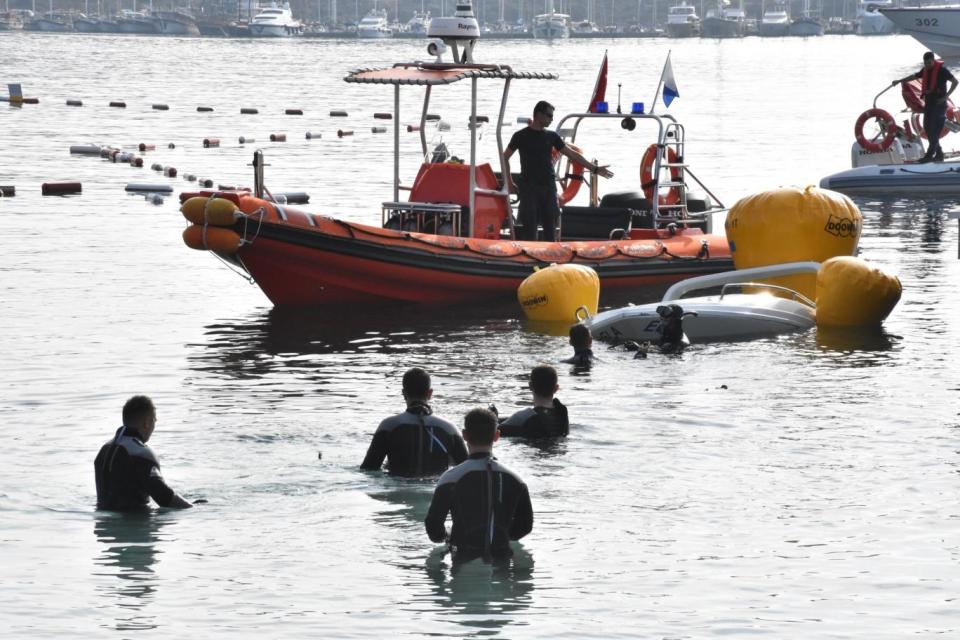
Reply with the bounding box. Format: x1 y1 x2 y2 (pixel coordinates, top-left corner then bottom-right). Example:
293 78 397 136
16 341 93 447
815 256 901 328
517 264 599 323
724 185 862 300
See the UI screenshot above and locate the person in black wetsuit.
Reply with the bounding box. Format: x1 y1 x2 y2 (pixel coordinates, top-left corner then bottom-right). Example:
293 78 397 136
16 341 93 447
361 367 468 477
94 395 193 511
503 100 614 241
893 51 958 163
425 408 533 563
561 323 596 368
498 365 569 439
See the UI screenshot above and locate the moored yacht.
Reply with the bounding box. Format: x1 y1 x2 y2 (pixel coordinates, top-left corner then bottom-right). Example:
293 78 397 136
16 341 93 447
356 7 392 38
857 0 895 34
153 8 199 35
406 10 430 35
0 9 28 30
115 9 158 33
701 1 744 38
249 2 302 37
759 3 790 37
666 2 700 38
532 0 570 39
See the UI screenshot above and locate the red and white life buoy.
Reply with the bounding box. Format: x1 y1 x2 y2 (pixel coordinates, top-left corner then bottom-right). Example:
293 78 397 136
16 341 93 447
910 112 953 141
552 144 586 205
854 108 897 152
640 144 681 205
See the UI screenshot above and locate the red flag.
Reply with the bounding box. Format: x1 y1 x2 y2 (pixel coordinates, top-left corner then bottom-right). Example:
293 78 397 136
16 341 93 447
587 51 608 113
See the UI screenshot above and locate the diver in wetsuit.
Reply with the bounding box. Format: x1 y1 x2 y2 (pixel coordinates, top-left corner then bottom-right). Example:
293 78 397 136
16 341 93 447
361 367 468 477
94 395 193 511
498 365 569 439
425 408 533 563
560 323 596 368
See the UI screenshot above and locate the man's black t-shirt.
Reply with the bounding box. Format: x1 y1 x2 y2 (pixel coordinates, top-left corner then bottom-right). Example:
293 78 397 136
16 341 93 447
507 127 565 187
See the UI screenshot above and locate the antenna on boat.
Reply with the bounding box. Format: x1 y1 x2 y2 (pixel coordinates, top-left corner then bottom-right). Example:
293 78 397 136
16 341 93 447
252 150 266 198
616 83 622 114
426 1 480 63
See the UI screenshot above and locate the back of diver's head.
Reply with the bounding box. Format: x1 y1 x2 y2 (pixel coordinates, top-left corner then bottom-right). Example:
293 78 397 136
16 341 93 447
529 365 558 399
464 408 498 446
569 323 592 350
402 367 431 401
122 395 155 427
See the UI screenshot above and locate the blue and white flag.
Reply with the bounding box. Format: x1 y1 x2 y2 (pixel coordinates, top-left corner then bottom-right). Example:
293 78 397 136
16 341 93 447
661 53 679 108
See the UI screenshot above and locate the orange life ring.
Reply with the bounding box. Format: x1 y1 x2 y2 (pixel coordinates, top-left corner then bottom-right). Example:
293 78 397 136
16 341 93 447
552 144 586 205
639 144 680 205
854 108 897 152
910 112 951 141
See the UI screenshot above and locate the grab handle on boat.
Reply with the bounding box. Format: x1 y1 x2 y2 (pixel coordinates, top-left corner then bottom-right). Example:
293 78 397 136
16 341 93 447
575 305 591 323
872 82 896 110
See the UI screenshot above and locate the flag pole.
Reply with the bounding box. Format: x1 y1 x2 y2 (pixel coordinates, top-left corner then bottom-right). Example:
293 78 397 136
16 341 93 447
650 50 671 115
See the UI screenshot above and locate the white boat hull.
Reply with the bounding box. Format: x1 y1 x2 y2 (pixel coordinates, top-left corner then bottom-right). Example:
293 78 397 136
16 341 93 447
356 28 393 38
587 294 816 344
881 8 960 56
249 23 300 37
821 160 960 195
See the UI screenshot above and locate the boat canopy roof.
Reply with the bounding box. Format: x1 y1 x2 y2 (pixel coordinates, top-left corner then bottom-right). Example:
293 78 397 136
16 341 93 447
345 62 557 86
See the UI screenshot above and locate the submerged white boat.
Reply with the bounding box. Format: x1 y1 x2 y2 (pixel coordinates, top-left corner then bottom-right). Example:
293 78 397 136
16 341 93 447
881 7 960 57
583 263 819 344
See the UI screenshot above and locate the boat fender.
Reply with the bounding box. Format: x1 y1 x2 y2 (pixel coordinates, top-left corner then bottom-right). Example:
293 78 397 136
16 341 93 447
373 112 392 120
163 166 178 177
168 143 176 149
152 103 169 111
70 144 101 155
406 124 421 132
66 99 82 107
270 133 287 142
854 108 897 152
184 173 197 181
240 107 258 115
285 108 303 115
182 224 242 254
130 156 144 167
725 185 862 299
181 196 241 226
199 178 214 188
126 183 173 193
146 193 164 205
517 263 599 323
552 143 586 206
109 101 126 108
238 136 255 144
329 110 348 117
1 185 16 197
100 147 120 159
203 138 220 148
306 132 320 140
273 191 310 205
338 129 354 137
371 126 387 134
425 114 441 121
815 256 901 328
151 162 164 171
197 106 213 112
639 144 681 205
42 181 82 196
138 143 155 152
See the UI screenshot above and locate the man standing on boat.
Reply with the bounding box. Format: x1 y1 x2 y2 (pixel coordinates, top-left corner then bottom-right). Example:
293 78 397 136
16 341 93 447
892 52 958 163
504 101 614 241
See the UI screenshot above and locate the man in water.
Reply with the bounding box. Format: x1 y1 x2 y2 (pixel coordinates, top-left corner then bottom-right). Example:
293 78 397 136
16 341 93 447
893 51 958 163
425 408 533 562
498 365 569 439
503 100 614 241
361 367 467 476
94 395 193 511
561 323 596 368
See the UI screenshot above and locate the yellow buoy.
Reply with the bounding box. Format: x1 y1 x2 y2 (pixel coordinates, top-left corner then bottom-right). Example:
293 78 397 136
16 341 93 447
725 186 862 299
815 256 901 328
181 196 241 226
182 224 243 254
517 264 599 323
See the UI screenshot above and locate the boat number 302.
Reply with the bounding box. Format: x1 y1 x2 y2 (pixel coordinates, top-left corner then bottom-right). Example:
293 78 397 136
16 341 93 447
915 18 939 27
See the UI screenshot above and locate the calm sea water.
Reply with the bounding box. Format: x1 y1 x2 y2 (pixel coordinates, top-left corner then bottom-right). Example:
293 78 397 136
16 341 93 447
2 32 959 638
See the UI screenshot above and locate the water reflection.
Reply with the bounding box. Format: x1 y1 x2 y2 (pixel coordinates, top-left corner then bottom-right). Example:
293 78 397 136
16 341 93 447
367 477 435 532
93 512 170 631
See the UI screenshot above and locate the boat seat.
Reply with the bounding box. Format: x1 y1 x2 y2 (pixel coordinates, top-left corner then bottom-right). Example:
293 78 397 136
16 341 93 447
560 206 635 240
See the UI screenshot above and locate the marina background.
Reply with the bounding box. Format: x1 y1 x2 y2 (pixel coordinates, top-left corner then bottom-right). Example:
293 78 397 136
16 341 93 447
2 31 960 637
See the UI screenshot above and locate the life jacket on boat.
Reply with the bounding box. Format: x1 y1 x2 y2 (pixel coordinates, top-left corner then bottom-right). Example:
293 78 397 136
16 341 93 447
922 60 943 104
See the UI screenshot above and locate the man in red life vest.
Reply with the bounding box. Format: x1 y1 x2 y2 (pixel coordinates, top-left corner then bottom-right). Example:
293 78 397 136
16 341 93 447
893 52 958 163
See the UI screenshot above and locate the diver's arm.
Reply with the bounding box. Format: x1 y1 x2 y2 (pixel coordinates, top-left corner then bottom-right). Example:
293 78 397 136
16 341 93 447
509 484 534 541
425 484 453 542
502 146 517 193
147 468 192 509
360 429 389 471
892 71 922 86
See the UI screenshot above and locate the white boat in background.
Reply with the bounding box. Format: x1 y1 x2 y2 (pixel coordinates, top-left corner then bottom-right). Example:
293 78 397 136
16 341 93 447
759 3 790 37
858 0 895 34
702 1 745 38
666 2 700 37
249 2 302 37
357 8 392 38
881 7 960 57
789 0 823 36
583 263 819 345
532 0 570 39
153 9 200 35
406 10 430 35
